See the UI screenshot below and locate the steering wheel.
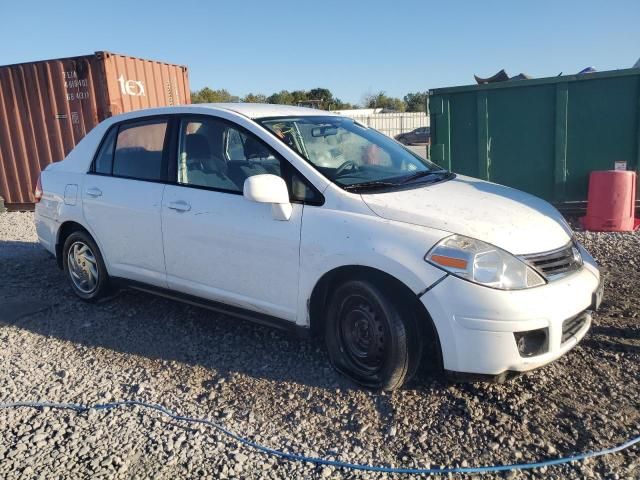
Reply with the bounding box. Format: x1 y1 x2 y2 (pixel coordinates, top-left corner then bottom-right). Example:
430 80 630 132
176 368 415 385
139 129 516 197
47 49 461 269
334 160 358 177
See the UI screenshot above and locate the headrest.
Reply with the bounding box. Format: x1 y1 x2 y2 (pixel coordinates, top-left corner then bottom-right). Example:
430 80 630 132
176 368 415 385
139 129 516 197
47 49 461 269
185 134 211 158
243 136 270 159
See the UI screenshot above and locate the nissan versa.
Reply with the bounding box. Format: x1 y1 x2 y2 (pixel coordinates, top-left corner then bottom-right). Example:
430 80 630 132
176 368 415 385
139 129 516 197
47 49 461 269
34 104 603 390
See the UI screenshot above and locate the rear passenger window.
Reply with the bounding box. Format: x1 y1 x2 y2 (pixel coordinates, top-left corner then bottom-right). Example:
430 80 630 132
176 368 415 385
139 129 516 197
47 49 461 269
113 121 168 181
94 128 116 174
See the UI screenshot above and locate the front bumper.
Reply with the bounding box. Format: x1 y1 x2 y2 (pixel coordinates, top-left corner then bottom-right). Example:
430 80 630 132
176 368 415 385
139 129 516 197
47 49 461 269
421 249 601 376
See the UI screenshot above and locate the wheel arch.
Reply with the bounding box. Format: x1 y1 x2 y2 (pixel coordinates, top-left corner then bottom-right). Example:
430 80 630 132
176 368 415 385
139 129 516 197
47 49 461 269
55 221 92 270
308 265 444 373
308 265 438 340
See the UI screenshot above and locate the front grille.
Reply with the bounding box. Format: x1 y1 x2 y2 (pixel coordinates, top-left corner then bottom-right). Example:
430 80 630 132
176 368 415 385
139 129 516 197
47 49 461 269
522 242 582 281
561 313 588 343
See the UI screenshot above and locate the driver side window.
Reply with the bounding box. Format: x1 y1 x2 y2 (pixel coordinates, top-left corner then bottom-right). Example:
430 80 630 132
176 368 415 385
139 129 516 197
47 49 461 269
225 129 248 161
176 117 322 203
178 119 237 191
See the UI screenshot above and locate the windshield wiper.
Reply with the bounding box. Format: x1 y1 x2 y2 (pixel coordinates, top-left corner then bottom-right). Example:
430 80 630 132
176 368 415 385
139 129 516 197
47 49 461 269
343 170 452 192
342 180 400 192
399 169 450 184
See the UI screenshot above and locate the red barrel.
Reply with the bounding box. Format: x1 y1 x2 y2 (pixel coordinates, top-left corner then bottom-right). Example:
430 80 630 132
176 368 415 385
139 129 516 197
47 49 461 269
581 170 639 232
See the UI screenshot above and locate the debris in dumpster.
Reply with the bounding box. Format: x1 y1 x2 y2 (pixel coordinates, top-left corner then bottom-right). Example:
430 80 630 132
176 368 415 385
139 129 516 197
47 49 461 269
509 72 532 81
474 69 532 84
474 69 509 84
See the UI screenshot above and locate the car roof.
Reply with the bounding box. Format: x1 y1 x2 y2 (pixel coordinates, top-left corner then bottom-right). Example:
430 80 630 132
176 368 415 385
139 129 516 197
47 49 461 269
206 103 340 119
111 103 341 121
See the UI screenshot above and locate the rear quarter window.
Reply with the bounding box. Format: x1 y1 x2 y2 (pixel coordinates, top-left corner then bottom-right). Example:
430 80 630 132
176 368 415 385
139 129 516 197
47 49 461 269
93 128 117 174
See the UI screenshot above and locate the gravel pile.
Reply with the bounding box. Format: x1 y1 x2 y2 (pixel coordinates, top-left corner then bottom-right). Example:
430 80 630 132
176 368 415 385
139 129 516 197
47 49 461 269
0 211 638 479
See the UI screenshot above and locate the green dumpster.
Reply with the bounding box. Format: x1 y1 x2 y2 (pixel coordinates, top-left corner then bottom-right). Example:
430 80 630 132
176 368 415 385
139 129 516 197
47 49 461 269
428 68 640 209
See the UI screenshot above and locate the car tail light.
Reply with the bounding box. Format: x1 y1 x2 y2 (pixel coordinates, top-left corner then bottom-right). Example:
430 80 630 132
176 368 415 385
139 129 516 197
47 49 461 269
34 175 43 203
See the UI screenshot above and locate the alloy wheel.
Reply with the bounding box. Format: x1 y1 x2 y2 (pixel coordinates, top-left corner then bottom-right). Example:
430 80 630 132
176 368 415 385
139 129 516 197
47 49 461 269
67 241 99 294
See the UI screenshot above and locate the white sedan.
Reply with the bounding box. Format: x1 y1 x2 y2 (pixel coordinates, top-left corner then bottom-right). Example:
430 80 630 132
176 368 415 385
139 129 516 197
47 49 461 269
34 103 603 390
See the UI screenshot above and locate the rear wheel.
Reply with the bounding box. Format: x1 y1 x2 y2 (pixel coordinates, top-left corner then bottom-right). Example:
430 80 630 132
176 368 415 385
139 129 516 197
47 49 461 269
62 231 110 302
325 280 421 390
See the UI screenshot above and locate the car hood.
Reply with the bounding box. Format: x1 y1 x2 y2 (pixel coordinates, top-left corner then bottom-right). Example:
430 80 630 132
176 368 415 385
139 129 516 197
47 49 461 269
361 175 572 255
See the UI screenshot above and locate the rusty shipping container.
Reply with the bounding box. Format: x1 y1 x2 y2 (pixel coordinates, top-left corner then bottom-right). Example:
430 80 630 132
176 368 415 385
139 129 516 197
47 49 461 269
0 51 190 208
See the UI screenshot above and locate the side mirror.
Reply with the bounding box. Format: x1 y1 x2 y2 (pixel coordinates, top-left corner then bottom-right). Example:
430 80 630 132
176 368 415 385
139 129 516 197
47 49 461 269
243 174 292 221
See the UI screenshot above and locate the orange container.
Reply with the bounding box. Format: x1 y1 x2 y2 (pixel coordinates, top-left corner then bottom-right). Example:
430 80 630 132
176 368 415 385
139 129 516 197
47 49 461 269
581 170 639 232
0 51 190 208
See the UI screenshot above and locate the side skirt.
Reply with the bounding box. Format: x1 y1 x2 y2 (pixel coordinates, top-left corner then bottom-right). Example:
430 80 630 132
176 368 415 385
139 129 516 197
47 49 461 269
111 277 312 339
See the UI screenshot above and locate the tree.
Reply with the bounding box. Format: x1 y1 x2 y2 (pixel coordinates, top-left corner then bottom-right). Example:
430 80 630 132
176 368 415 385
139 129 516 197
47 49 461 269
330 98 354 110
363 91 406 111
266 88 354 109
191 87 238 103
191 86 356 110
404 91 429 112
307 88 333 107
267 90 295 105
290 90 310 105
242 93 268 103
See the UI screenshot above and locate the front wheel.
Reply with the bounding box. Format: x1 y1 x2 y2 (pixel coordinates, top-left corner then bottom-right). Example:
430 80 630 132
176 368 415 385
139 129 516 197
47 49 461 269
399 137 409 145
62 230 110 302
325 280 421 390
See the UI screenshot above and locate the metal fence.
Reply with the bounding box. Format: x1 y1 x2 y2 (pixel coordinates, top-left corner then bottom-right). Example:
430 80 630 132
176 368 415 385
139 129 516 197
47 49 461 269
333 112 429 138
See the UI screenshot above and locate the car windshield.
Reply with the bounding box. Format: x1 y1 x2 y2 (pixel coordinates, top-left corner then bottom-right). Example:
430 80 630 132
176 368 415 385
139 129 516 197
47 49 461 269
258 116 447 191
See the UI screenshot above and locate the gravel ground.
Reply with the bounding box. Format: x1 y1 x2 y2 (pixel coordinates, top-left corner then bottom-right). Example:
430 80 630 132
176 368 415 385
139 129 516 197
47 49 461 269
0 211 638 479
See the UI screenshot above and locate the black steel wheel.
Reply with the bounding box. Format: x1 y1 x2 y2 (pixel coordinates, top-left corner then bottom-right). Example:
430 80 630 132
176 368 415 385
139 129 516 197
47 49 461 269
338 295 388 375
325 280 420 390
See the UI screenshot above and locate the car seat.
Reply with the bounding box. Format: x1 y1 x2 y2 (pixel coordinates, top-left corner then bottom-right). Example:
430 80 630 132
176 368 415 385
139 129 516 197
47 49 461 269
182 133 235 189
185 134 227 174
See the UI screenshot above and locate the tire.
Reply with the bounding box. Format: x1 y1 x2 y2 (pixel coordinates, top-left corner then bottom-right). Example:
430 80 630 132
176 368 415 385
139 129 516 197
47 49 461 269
62 230 110 302
399 137 409 145
325 280 421 390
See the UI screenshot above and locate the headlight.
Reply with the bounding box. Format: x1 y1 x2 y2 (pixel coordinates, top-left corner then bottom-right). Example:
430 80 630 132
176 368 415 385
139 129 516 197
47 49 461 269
425 235 546 290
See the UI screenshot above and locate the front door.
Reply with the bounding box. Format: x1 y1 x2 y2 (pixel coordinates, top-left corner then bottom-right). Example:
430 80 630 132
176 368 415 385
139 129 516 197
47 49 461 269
161 115 304 321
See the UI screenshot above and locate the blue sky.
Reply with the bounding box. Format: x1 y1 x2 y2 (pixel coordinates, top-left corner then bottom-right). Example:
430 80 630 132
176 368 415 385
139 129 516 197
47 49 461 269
1 0 638 104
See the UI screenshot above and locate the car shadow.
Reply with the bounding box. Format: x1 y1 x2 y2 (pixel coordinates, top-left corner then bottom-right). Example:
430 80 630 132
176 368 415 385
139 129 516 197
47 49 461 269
581 336 640 355
0 240 449 398
0 239 452 433
591 324 639 340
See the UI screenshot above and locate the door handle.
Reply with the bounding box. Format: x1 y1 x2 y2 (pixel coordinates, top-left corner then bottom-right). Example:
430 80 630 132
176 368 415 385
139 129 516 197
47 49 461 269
167 200 191 212
86 187 102 197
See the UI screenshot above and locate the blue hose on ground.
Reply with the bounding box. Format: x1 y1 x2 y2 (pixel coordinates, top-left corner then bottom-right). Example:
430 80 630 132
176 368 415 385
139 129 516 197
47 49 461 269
0 399 637 475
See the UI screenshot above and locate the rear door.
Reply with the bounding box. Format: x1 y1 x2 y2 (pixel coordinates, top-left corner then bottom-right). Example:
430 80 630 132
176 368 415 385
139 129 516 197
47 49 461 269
82 118 171 287
161 115 319 321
